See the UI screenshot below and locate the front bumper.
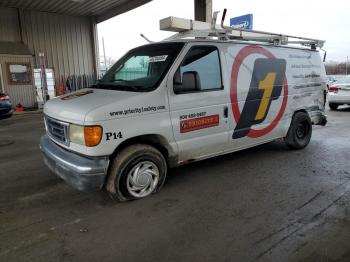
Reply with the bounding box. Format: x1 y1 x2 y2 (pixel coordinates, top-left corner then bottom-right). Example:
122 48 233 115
40 135 109 192
0 108 13 117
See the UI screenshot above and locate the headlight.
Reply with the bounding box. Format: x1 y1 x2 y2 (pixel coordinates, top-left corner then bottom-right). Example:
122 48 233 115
69 124 103 147
69 124 84 145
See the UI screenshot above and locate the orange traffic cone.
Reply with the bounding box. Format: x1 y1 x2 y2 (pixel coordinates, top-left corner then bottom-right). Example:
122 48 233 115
58 76 65 96
16 103 24 112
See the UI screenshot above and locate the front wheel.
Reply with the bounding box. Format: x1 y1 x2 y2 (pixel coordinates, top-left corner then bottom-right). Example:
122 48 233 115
106 144 167 201
284 112 312 149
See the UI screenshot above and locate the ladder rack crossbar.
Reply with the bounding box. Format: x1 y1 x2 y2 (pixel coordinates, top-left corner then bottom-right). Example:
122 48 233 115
160 16 325 49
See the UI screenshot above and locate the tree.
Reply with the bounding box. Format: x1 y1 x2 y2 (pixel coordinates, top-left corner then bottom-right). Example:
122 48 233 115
325 61 348 75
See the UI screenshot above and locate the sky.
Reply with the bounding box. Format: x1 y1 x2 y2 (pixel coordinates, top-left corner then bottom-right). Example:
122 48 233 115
98 0 350 63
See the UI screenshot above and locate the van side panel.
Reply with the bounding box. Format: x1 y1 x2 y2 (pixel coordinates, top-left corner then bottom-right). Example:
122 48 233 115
223 43 325 151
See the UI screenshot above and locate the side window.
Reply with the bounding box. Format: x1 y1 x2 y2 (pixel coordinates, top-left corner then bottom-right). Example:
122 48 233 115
174 46 223 93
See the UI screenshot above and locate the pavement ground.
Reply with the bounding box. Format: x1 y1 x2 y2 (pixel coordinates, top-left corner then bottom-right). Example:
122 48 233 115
0 107 350 262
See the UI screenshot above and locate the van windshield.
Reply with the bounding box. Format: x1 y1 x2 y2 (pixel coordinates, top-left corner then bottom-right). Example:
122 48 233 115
95 42 184 92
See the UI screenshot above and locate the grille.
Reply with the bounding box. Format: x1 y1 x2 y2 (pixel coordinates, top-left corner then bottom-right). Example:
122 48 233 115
45 116 69 145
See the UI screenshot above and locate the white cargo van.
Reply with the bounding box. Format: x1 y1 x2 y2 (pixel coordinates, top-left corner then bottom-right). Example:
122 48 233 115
40 15 327 201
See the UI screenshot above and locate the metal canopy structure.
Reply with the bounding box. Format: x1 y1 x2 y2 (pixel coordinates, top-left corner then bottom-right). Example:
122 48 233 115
194 0 212 22
0 0 210 107
0 0 152 22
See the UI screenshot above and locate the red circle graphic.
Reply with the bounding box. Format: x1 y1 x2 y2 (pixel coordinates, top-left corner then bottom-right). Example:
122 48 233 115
230 45 288 138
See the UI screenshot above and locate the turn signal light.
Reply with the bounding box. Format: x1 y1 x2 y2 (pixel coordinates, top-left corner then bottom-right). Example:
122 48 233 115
84 126 103 147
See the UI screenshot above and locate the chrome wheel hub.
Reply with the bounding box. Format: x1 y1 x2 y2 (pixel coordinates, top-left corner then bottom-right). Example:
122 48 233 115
126 161 159 198
296 122 307 139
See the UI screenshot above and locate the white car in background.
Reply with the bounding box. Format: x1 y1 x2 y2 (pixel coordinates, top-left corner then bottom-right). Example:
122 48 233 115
327 77 350 110
326 76 336 87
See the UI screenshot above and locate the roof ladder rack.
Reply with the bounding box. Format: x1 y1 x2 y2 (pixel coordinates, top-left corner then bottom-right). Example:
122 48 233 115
159 9 325 50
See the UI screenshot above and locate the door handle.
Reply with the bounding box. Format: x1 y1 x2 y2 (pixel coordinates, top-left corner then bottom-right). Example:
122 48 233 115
223 106 228 118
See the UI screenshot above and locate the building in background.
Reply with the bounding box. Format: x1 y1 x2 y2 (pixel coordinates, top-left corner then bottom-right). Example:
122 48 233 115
0 41 35 107
0 0 152 108
0 0 211 108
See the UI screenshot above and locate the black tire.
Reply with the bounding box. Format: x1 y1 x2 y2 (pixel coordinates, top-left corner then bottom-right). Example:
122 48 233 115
106 144 167 201
284 112 312 149
329 103 338 110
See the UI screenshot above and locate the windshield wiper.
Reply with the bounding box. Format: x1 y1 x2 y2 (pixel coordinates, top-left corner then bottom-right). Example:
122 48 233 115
92 83 150 92
126 85 151 92
113 79 129 82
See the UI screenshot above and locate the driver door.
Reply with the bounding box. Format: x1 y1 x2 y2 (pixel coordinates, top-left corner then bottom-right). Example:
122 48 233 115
167 44 230 162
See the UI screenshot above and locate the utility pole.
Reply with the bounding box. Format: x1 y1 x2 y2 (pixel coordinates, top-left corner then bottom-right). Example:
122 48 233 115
346 56 348 76
102 37 108 71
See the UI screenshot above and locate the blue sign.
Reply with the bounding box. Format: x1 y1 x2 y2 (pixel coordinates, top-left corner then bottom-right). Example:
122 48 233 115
230 14 253 30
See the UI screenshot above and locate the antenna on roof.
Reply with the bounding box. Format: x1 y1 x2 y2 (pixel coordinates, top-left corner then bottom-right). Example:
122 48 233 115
220 8 227 29
140 34 153 43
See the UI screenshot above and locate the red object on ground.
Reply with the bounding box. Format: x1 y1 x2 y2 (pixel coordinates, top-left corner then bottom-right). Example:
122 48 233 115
58 76 65 95
16 104 24 112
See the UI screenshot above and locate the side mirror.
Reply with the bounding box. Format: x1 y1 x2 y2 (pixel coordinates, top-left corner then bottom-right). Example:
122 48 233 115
173 69 182 85
174 71 201 94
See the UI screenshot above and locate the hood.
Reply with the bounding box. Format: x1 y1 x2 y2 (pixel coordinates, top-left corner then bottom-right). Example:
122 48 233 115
44 88 167 124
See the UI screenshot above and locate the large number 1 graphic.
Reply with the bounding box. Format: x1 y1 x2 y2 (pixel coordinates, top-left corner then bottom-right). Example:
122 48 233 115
255 72 276 121
232 58 286 139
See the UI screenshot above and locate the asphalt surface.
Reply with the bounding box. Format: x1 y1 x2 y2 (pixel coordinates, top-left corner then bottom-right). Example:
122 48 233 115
0 108 350 262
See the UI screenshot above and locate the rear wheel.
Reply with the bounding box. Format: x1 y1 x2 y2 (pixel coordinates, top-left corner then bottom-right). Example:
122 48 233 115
284 112 312 149
329 103 339 110
106 144 167 201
